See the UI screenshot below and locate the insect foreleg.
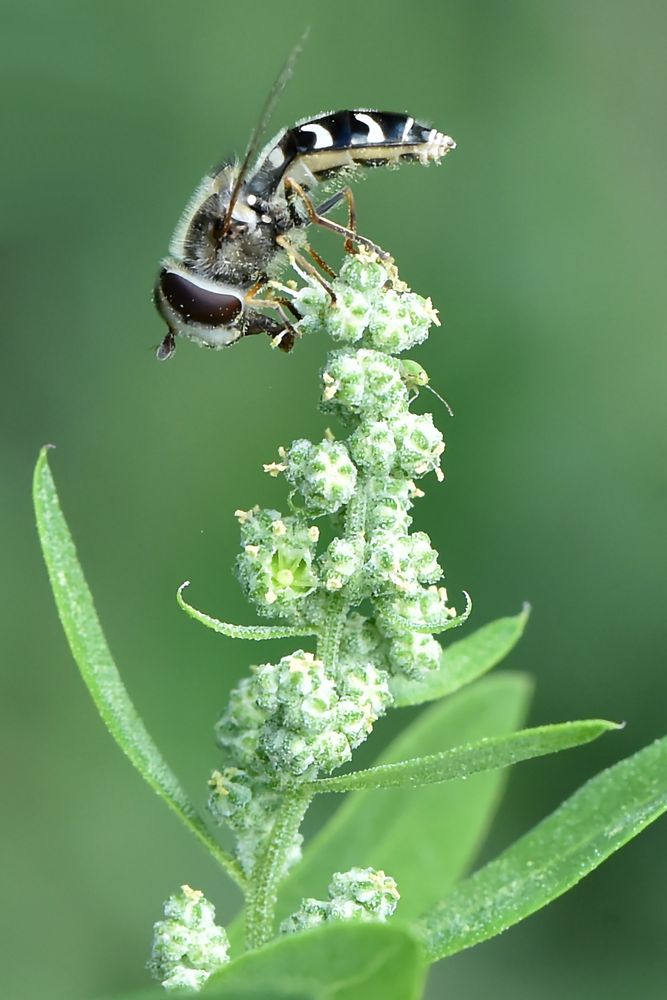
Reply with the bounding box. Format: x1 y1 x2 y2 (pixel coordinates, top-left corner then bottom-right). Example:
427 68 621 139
243 307 297 352
244 285 301 352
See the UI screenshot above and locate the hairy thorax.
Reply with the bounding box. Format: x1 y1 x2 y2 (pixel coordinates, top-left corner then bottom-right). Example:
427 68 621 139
182 191 297 287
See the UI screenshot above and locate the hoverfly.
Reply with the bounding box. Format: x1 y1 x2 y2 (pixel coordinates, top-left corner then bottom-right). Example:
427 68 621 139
153 43 456 360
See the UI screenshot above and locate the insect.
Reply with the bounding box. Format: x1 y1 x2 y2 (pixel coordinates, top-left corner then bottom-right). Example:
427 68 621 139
400 359 454 416
153 47 456 361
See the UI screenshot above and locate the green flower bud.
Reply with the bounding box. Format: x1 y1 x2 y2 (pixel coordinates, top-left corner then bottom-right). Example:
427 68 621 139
364 476 414 534
292 282 329 340
214 677 266 762
279 896 330 935
148 885 230 992
256 652 337 734
281 867 399 934
387 631 443 678
319 536 365 592
337 252 389 295
285 439 357 515
207 767 253 823
320 349 408 420
348 419 396 473
363 288 437 354
366 528 442 596
324 284 372 344
392 412 445 480
328 867 400 921
207 768 301 877
320 350 365 412
231 651 392 779
293 254 387 344
339 613 387 664
338 662 392 741
361 350 410 418
378 585 456 636
236 508 319 618
408 530 443 584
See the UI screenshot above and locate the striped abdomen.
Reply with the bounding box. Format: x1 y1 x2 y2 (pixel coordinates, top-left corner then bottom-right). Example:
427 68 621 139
248 110 455 198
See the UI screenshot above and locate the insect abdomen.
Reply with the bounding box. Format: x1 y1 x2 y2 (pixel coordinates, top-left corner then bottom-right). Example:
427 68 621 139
250 110 455 197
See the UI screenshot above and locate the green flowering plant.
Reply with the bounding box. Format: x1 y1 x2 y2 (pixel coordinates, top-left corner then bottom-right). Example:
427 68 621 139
34 250 667 998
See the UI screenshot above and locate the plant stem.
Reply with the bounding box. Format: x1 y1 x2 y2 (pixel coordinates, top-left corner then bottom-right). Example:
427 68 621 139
189 817 249 890
316 481 370 670
244 788 312 949
344 481 368 540
316 591 347 671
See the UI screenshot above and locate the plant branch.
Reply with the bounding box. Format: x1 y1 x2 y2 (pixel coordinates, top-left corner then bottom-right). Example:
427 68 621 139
244 789 312 949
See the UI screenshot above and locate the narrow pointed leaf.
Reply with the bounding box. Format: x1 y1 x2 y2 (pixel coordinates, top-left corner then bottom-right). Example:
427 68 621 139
207 922 426 999
33 448 245 888
177 582 316 641
266 673 533 930
391 606 529 707
417 733 667 962
309 719 619 794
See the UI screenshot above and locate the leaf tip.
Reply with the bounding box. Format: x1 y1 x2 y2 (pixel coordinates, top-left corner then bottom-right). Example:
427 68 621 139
176 581 192 613
35 443 56 472
34 445 59 507
589 719 625 736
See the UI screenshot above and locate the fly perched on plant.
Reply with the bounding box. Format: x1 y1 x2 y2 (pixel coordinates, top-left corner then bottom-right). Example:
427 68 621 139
153 42 456 360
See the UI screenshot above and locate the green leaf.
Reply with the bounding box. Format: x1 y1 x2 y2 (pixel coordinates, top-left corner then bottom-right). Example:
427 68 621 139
416 733 667 962
309 719 619 794
207 922 426 999
270 673 533 929
391 607 529 708
177 582 316 641
32 448 245 889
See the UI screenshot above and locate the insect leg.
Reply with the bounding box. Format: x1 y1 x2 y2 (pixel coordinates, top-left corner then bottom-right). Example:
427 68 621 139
313 187 357 255
245 280 300 318
314 190 347 216
275 234 337 300
304 243 337 280
340 187 358 253
284 178 389 259
244 285 300 352
243 308 297 353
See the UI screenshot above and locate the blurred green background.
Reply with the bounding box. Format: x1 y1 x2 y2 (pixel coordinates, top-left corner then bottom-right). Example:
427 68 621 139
2 1 665 997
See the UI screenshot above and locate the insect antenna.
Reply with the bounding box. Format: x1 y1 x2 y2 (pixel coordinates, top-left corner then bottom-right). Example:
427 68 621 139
220 30 309 239
424 382 455 417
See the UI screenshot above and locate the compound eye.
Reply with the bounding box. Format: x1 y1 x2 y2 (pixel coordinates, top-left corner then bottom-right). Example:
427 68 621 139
159 270 243 326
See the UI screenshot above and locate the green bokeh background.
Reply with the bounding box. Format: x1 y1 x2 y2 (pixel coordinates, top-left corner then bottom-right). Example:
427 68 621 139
2 1 665 997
